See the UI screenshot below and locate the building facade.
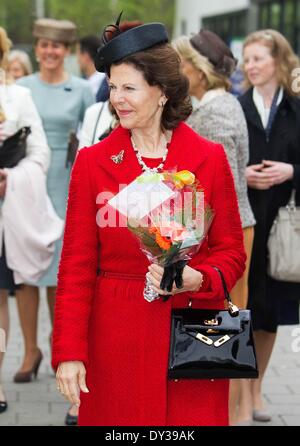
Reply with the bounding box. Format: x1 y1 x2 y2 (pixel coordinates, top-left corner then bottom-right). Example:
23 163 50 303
174 0 300 54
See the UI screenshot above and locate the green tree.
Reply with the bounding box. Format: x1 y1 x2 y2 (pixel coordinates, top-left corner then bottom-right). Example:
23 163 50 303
0 0 175 45
116 0 174 34
1 0 35 45
46 0 174 37
47 0 114 37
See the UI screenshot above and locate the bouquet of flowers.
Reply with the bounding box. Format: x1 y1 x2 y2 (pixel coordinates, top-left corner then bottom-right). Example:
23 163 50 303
108 169 214 302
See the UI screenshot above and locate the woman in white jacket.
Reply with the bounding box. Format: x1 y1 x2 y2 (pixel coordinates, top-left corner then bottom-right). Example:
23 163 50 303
0 27 50 414
79 100 113 148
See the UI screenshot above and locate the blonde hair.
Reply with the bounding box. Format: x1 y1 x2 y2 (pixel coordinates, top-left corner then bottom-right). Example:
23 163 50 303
243 29 300 97
0 27 12 71
8 50 33 76
173 35 231 91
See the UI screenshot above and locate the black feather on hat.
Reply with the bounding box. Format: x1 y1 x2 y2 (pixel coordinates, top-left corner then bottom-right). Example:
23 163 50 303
94 12 169 72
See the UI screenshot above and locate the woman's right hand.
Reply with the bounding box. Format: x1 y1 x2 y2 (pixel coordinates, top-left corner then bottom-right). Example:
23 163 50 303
56 361 89 407
246 163 274 190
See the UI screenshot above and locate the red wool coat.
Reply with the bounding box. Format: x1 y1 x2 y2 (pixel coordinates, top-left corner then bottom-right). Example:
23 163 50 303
52 122 246 426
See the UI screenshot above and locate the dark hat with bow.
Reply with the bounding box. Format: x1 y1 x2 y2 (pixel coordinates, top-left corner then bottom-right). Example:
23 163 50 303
190 29 237 77
95 12 169 72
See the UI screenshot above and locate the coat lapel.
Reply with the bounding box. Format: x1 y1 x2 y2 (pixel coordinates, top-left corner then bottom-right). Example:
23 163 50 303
96 125 141 188
239 88 264 131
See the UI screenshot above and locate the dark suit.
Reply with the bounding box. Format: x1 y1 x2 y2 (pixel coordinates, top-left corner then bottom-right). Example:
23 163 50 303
239 88 300 332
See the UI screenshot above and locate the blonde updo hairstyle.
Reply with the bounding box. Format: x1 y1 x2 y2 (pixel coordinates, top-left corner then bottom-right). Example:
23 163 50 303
173 36 232 92
243 29 300 97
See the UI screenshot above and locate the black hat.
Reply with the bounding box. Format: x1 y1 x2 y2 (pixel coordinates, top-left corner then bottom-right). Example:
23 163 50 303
190 30 237 77
95 13 169 72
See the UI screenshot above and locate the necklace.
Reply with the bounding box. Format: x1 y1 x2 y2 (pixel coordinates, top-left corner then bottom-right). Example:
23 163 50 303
130 132 170 173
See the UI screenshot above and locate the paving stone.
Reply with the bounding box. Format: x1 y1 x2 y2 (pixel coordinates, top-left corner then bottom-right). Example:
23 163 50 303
263 404 300 416
275 368 300 377
266 394 300 405
18 391 67 403
0 293 299 426
262 385 292 395
281 416 300 426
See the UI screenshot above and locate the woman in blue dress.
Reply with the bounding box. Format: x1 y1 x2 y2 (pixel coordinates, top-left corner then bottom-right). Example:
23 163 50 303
15 19 94 395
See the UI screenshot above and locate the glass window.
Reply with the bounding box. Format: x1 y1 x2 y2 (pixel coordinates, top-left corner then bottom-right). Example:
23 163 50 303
202 10 247 44
259 4 270 28
270 2 281 29
283 0 295 42
258 0 299 54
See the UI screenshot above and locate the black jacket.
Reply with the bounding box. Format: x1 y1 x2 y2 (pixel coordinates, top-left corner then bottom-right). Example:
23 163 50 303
239 88 300 324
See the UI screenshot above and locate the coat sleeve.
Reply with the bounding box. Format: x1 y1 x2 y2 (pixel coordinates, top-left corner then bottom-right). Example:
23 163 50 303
78 106 94 149
80 82 95 123
51 148 98 370
18 88 50 173
188 144 246 302
292 164 300 193
190 107 241 195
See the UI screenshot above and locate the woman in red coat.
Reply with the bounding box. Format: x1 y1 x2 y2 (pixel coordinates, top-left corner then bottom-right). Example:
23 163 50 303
52 18 246 426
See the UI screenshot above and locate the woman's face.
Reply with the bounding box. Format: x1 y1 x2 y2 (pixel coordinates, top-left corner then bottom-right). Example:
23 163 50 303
243 42 277 87
109 63 166 130
180 58 203 96
35 38 69 71
8 59 26 80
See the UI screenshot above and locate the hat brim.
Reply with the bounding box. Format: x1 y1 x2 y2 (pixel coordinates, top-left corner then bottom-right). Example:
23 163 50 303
95 23 169 72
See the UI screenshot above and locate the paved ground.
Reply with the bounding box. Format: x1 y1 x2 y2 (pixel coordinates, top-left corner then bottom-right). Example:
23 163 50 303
0 292 299 426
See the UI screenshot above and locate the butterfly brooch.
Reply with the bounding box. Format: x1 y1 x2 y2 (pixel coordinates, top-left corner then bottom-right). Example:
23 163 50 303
111 150 124 164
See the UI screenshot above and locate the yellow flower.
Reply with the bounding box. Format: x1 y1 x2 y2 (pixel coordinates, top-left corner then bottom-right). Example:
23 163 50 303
172 170 195 189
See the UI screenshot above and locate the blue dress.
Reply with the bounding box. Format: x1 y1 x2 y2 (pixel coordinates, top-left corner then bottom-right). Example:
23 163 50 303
18 73 94 286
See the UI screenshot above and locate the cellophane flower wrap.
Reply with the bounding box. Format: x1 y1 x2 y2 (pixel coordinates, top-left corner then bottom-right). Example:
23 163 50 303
126 170 215 302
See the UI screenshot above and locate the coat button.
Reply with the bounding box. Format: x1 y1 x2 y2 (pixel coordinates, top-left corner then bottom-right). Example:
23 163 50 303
174 379 179 383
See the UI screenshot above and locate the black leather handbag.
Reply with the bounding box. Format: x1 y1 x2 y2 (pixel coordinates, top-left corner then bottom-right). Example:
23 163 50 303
65 131 79 168
0 126 30 168
168 267 258 380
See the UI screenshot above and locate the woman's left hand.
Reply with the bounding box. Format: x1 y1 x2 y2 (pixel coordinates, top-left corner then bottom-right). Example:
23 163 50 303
147 264 203 296
261 160 294 185
0 170 7 198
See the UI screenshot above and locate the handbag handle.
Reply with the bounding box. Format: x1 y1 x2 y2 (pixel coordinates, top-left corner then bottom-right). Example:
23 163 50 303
188 266 239 317
212 266 239 317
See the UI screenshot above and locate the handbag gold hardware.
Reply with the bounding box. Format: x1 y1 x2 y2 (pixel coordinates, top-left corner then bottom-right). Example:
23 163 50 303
214 335 231 347
204 318 219 326
196 333 214 345
228 302 239 316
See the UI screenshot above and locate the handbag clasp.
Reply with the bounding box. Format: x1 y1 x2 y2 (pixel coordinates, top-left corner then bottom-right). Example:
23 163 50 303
204 318 219 326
